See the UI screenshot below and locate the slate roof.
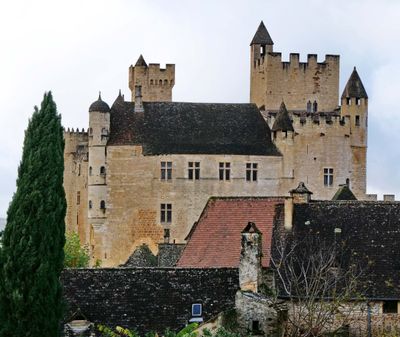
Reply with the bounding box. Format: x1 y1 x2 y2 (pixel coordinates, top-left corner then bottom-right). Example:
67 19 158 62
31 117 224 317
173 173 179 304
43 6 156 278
290 201 400 299
108 99 280 156
341 67 368 99
332 185 357 200
272 102 294 132
176 197 284 268
250 21 274 46
290 182 313 195
89 94 110 113
135 54 147 67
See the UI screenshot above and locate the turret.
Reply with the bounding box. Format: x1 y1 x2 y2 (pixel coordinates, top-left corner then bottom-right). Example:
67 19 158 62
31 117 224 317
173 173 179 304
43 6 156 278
271 101 294 138
250 21 274 61
128 54 175 102
88 93 110 262
340 67 368 197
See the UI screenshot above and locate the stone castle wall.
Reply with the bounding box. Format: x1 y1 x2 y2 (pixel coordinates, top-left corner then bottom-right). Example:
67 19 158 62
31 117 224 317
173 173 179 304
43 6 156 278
250 51 340 112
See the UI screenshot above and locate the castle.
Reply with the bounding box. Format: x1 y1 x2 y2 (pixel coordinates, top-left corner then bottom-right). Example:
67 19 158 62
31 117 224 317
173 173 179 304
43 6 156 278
63 22 369 266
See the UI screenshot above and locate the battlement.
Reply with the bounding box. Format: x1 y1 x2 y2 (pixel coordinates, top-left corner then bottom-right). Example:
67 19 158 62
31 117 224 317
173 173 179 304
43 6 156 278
129 57 175 102
63 128 89 155
266 112 351 138
254 52 340 70
64 127 88 135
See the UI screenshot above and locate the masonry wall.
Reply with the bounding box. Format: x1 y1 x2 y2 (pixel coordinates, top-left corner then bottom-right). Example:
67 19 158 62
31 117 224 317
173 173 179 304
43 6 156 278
266 114 360 200
63 131 89 244
62 268 239 335
250 52 340 112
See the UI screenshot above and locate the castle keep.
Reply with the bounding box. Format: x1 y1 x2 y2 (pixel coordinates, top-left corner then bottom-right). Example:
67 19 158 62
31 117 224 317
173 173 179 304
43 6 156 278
63 22 369 266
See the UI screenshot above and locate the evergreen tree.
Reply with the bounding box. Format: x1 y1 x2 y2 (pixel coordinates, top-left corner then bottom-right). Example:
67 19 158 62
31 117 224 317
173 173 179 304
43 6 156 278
0 92 66 337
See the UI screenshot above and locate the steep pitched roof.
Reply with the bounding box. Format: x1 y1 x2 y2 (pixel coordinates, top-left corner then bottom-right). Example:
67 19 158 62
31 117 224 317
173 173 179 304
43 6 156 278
108 100 280 156
135 54 147 67
290 201 400 299
341 67 368 99
250 21 274 46
332 185 357 200
272 102 294 132
176 197 285 268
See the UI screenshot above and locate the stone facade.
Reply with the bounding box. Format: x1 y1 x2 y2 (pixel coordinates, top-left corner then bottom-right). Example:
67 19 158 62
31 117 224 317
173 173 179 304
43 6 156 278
63 22 370 266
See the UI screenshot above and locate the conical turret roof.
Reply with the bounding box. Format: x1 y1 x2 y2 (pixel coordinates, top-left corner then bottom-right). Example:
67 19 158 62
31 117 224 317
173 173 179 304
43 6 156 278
135 54 147 67
341 67 368 99
272 102 294 132
250 21 274 46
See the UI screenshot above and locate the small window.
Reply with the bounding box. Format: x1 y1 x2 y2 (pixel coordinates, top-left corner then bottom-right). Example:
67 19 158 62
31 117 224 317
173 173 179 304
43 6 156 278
383 301 398 314
306 100 312 113
89 200 92 209
188 162 200 180
150 79 154 85
219 162 231 181
356 97 361 106
313 100 318 113
346 97 351 105
76 191 80 205
163 228 170 243
324 168 334 187
77 163 81 176
89 128 93 136
159 79 162 85
260 45 265 56
161 161 172 180
89 166 93 176
161 203 172 223
246 163 258 182
164 79 168 85
192 303 202 317
252 320 260 333
100 166 106 175
355 115 360 126
100 200 106 209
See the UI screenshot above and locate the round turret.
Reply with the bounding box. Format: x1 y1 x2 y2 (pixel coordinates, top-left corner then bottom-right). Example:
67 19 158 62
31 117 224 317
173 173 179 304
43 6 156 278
89 93 110 113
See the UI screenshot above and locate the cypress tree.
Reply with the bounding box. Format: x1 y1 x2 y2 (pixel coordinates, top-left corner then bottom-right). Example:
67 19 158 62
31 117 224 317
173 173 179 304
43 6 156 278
0 92 66 337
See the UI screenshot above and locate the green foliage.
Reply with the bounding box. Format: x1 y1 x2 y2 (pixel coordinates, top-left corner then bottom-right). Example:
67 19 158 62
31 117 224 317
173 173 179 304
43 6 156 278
64 231 90 268
0 92 66 337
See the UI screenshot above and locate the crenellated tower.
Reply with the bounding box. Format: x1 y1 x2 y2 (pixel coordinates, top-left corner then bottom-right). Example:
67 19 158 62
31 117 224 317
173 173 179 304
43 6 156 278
87 93 110 262
128 55 175 102
340 67 368 197
250 21 340 112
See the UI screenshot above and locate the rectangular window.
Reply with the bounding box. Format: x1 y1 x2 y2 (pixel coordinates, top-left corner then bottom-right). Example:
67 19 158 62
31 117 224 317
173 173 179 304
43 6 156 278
324 168 334 186
246 163 258 181
383 301 398 314
355 115 360 126
160 203 172 223
163 228 170 243
76 191 80 205
188 162 200 180
161 161 172 180
356 97 361 106
346 97 351 105
192 303 202 317
219 162 231 181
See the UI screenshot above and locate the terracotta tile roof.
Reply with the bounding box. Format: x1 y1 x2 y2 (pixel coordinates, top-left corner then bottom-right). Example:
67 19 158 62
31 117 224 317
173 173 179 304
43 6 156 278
176 197 284 268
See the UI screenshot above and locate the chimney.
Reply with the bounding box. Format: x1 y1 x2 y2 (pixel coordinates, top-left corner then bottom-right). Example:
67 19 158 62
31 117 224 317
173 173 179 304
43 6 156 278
239 222 262 293
134 85 144 113
284 198 293 231
289 182 313 204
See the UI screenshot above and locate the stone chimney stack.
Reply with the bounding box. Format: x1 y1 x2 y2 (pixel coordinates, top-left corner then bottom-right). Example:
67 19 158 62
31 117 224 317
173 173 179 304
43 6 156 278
289 182 313 204
239 222 262 293
134 85 144 113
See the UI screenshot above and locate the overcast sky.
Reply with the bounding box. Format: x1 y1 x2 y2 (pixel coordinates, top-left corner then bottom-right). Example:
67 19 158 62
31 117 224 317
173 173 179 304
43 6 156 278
0 0 399 217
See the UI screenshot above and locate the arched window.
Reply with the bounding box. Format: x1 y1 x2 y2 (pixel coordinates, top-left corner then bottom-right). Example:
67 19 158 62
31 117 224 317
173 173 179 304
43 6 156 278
100 166 106 175
313 100 318 113
164 79 168 85
100 200 106 209
170 80 174 85
89 166 93 176
150 79 154 85
159 79 163 86
306 101 312 113
89 200 92 209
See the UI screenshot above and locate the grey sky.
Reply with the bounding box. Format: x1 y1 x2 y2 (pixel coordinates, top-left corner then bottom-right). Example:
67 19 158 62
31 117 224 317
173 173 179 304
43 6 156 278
1 0 400 217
